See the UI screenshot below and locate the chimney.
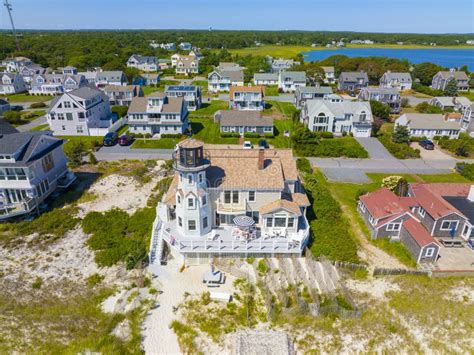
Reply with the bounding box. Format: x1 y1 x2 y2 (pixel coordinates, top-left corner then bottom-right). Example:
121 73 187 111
258 147 265 170
468 185 474 202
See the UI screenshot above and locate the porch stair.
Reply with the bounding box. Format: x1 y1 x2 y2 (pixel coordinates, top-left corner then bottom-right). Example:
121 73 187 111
148 218 165 274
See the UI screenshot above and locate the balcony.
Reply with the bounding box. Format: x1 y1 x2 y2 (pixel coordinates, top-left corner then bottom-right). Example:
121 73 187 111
0 198 36 219
217 199 247 214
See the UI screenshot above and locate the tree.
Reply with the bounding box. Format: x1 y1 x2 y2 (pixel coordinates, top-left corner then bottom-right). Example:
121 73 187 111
412 62 444 86
88 152 98 165
444 78 458 96
3 110 23 125
392 124 410 145
66 141 87 166
111 105 129 118
369 100 391 120
415 102 442 114
371 118 384 137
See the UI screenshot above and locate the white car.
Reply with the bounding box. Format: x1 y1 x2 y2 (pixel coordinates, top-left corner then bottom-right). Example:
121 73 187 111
243 141 253 149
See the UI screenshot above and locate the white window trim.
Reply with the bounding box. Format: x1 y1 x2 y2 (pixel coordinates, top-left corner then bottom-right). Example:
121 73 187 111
440 220 459 231
462 223 471 237
359 201 366 213
386 223 401 232
187 197 195 209
418 207 426 218
425 247 435 257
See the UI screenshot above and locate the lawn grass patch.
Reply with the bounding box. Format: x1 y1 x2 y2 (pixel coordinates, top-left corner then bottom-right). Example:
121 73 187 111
191 80 209 96
372 239 417 267
264 86 280 96
227 45 313 58
189 100 228 117
264 100 297 118
0 93 51 103
30 123 49 132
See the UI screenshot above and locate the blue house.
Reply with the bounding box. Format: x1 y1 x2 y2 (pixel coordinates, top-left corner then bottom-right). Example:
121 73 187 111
133 73 161 86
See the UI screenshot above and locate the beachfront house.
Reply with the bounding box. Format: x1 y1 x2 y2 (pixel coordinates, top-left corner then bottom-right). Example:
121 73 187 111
0 129 75 220
150 139 311 263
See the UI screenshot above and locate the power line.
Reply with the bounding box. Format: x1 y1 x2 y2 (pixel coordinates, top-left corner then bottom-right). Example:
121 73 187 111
3 0 20 51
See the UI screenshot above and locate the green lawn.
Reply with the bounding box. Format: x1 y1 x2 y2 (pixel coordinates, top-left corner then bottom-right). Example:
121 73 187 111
191 80 209 96
264 100 297 119
58 135 102 151
141 80 180 95
189 100 228 117
116 124 129 135
132 137 182 149
460 92 474 101
0 93 52 103
264 86 280 96
30 124 49 132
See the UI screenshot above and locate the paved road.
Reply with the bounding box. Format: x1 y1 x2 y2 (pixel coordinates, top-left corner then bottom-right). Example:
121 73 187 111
16 116 47 132
95 145 173 161
355 137 395 160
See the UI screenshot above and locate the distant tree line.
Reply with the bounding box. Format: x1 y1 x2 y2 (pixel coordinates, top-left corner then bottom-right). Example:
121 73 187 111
1 30 473 71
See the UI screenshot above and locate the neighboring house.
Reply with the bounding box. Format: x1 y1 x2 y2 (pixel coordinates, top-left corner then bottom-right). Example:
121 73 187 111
159 43 176 51
165 85 202 111
29 73 86 95
320 66 335 84
214 110 273 135
358 183 474 263
127 92 189 136
229 86 265 111
337 71 369 92
171 53 182 67
379 71 412 90
19 64 47 85
0 73 27 94
461 104 474 134
253 73 278 86
216 62 244 72
158 59 171 70
301 100 373 137
141 73 161 86
151 139 311 261
95 71 127 88
127 55 158 72
175 56 199 76
189 48 203 59
429 96 472 112
0 130 75 220
62 66 78 75
2 57 32 73
432 69 469 91
207 69 244 93
47 86 115 136
358 87 401 113
271 58 298 73
278 71 307 93
0 99 10 115
294 86 333 109
395 113 461 139
179 42 192 51
103 85 143 107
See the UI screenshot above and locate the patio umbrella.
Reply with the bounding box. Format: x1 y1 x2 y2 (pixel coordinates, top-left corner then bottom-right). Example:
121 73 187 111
233 215 255 228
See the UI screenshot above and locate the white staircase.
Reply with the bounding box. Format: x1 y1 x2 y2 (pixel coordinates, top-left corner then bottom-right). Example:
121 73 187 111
149 218 165 274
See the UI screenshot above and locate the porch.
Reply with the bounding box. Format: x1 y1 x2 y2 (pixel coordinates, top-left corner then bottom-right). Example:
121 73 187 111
157 217 309 256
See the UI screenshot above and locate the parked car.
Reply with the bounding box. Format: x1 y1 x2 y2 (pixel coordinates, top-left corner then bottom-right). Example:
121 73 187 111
258 139 268 149
418 140 434 150
243 141 253 149
118 134 134 146
103 132 118 146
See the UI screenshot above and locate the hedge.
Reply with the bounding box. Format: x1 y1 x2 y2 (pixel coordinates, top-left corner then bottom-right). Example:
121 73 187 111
296 157 312 175
435 134 474 157
304 175 359 263
161 133 184 138
29 102 47 109
220 132 240 138
294 137 368 158
243 132 261 138
378 133 420 159
456 162 474 181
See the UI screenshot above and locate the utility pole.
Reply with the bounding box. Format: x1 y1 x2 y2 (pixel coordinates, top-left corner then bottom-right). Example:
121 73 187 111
4 0 20 51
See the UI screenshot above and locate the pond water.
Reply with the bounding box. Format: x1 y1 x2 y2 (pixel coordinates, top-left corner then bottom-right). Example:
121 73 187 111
303 48 474 70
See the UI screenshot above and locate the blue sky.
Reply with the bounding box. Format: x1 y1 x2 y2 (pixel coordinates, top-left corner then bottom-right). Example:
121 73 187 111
1 0 473 33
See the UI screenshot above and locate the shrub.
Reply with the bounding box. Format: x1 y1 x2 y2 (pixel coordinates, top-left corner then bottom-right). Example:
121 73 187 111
415 102 443 114
243 132 260 138
264 133 274 138
30 102 47 108
436 133 474 157
256 259 268 275
320 132 334 138
370 100 391 119
161 133 183 138
3 110 23 124
456 162 474 181
305 175 359 263
355 188 369 201
83 207 155 269
86 273 104 288
111 105 128 118
378 133 420 159
31 277 43 289
296 158 312 175
220 132 240 138
412 82 443 96
88 152 98 165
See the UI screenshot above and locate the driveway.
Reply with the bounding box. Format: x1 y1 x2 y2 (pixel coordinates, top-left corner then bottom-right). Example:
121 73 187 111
410 142 453 160
16 115 47 132
96 145 173 161
356 137 396 160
